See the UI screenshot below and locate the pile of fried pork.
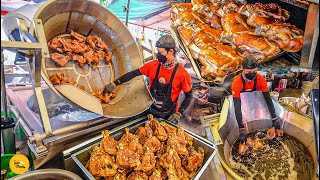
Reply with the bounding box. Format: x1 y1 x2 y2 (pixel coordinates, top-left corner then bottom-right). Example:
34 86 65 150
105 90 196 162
85 118 204 179
47 31 115 103
48 30 112 69
170 0 304 79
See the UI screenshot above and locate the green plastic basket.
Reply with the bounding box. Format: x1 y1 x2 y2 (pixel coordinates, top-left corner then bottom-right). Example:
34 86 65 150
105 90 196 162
1 154 18 178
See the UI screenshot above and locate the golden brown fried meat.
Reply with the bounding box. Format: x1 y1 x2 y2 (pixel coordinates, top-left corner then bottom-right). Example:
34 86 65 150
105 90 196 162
71 53 86 68
50 53 72 67
167 132 189 156
135 123 153 144
135 147 156 172
65 77 76 85
128 136 144 155
177 126 193 147
85 146 118 178
49 71 64 85
149 169 162 180
127 171 148 180
71 30 86 43
182 147 205 173
91 87 115 103
49 71 76 85
100 130 118 156
143 131 161 153
118 128 137 148
159 147 181 170
149 118 160 131
116 144 141 169
113 170 127 180
47 37 63 52
160 122 176 134
87 35 109 52
154 122 168 142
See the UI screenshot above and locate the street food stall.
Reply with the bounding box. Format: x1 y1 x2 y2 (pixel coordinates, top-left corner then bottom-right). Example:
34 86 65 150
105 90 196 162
0 0 319 179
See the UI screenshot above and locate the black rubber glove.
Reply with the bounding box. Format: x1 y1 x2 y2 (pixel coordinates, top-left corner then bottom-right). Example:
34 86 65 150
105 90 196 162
168 112 182 124
103 83 116 95
272 118 281 130
239 129 247 144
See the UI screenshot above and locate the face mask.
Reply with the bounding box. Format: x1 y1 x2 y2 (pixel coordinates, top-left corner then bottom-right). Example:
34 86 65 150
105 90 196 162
156 52 167 63
245 72 257 80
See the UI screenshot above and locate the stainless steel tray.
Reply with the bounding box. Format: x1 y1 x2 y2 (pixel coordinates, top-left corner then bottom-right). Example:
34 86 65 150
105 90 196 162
169 25 287 85
71 118 216 180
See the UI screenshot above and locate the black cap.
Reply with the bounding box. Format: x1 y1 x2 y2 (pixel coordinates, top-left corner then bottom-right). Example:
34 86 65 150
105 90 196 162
155 35 177 50
242 55 259 69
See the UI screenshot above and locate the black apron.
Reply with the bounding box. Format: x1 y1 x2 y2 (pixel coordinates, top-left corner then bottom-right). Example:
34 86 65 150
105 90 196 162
241 75 257 93
149 63 179 119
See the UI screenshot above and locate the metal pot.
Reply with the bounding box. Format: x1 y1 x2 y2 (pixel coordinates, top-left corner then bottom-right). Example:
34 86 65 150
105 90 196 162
9 169 82 180
212 91 318 179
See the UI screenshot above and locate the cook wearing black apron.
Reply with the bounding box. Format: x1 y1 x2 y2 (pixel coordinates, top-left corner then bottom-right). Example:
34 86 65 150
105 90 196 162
149 63 179 119
232 55 283 154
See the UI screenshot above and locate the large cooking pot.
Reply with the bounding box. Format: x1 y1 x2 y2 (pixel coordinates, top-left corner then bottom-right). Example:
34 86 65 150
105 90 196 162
212 91 318 179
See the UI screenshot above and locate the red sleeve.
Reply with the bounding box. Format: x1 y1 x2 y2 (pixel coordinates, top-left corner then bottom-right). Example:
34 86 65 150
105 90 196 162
181 71 192 92
139 60 157 77
257 74 269 93
231 75 243 98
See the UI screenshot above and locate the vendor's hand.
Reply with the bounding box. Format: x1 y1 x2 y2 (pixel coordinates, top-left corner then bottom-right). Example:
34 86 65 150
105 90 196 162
238 129 249 154
168 112 182 124
272 118 281 130
267 118 284 139
239 129 247 144
103 83 116 95
239 143 248 155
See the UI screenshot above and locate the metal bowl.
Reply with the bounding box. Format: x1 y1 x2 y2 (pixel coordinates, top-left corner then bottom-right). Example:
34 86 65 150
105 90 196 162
213 92 318 179
9 169 82 180
33 0 153 118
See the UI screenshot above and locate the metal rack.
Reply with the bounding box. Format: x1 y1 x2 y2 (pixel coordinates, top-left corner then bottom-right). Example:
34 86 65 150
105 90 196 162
0 0 153 169
169 25 287 85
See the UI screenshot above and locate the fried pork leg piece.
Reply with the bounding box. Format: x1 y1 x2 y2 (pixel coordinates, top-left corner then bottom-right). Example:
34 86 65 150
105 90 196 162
143 131 161 153
176 126 193 147
159 146 181 170
127 171 148 180
71 30 86 42
47 37 63 53
71 53 86 68
100 130 118 156
135 123 153 144
50 53 72 67
86 35 109 52
128 135 144 155
116 143 141 169
153 122 168 142
91 87 115 103
49 71 76 85
160 122 176 134
49 71 65 85
118 128 138 148
134 147 156 172
84 50 106 69
85 146 118 178
181 146 205 173
113 170 127 180
167 131 189 156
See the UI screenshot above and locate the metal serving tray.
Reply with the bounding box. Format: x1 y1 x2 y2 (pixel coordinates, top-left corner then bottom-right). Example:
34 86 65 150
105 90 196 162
71 118 216 180
169 25 287 85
